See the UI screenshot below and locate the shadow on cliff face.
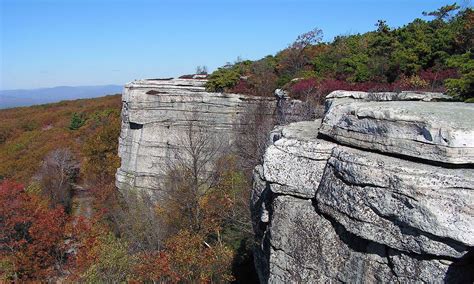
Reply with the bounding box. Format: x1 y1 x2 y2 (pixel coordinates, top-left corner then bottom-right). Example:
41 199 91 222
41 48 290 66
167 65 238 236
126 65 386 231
311 199 474 283
445 249 474 283
231 238 260 283
250 184 273 283
310 199 387 257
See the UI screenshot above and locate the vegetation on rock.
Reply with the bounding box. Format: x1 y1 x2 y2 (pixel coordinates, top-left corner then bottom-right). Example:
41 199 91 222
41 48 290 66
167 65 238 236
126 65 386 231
1 3 472 282
206 5 473 100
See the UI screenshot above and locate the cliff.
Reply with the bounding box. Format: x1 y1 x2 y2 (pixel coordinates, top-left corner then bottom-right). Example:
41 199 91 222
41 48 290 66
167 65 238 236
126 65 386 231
115 79 473 282
115 78 276 194
252 91 474 283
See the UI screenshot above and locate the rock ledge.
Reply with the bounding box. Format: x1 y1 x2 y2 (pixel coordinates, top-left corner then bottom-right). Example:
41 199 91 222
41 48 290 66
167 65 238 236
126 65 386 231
252 91 474 283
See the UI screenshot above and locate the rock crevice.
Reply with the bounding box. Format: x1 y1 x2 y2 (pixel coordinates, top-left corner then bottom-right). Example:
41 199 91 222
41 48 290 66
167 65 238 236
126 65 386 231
252 91 474 283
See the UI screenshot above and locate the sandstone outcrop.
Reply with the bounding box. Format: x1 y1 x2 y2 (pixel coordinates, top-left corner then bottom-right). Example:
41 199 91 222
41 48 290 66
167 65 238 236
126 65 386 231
320 99 474 164
326 90 453 102
116 78 275 194
115 83 474 282
252 91 474 283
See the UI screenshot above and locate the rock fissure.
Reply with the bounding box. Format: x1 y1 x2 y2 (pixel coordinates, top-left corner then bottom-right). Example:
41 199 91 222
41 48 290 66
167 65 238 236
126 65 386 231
115 83 474 282
364 199 468 258
250 91 474 282
318 132 474 169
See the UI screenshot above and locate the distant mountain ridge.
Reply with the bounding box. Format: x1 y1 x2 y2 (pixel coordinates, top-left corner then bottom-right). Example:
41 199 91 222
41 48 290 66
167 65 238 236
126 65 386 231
0 85 123 109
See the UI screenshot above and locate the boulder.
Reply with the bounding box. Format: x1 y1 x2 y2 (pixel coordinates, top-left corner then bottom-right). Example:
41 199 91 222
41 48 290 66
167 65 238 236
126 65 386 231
316 146 474 258
253 193 472 283
262 121 336 198
320 100 474 164
252 100 474 283
274 88 290 100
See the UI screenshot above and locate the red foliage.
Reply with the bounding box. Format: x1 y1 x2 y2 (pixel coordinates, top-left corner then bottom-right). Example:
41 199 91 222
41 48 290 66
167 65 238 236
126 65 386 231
418 68 458 91
0 179 68 280
89 182 121 223
65 216 103 281
290 78 318 99
318 78 395 94
315 69 458 97
131 251 179 283
419 68 458 83
230 78 252 94
289 74 454 103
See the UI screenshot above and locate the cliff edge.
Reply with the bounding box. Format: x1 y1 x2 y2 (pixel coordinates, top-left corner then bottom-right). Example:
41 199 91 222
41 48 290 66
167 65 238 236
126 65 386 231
252 91 474 283
116 78 276 195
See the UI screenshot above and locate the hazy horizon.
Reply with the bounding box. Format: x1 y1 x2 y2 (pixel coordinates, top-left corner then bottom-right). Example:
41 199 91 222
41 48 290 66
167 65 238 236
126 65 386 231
1 0 463 90
0 83 123 92
0 84 123 108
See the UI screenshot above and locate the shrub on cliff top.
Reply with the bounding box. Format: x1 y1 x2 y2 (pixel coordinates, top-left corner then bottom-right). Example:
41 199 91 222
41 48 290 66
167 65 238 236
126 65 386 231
208 4 473 99
205 67 241 92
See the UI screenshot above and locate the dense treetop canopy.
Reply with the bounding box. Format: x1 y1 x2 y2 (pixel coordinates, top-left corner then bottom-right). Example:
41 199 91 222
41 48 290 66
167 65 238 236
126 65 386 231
206 5 473 101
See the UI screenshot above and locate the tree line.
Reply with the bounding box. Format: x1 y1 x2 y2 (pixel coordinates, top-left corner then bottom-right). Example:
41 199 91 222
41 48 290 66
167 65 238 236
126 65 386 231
0 96 268 282
2 3 472 282
206 4 473 102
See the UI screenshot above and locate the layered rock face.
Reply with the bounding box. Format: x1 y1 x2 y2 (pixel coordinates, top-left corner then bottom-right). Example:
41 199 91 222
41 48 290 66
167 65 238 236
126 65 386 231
252 91 474 283
116 78 276 194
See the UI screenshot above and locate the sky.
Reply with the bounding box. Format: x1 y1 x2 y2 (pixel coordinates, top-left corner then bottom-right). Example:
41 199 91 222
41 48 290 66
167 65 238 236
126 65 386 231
0 0 469 90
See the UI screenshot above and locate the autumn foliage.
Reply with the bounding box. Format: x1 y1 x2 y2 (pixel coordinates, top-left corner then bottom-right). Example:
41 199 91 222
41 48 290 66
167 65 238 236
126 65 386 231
0 95 121 183
0 180 68 281
4 4 470 282
207 6 473 101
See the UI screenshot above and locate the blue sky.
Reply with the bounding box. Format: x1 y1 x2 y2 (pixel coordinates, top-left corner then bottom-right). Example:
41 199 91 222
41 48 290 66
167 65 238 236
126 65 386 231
0 0 468 89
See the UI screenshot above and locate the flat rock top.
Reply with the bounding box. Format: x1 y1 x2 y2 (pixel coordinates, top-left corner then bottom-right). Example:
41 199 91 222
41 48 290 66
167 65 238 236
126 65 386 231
125 78 208 89
280 120 322 141
345 101 474 132
320 99 474 164
122 78 275 104
326 90 453 102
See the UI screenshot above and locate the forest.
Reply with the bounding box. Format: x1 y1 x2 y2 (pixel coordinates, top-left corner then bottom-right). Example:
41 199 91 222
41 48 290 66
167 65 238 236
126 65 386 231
0 3 473 282
206 4 473 102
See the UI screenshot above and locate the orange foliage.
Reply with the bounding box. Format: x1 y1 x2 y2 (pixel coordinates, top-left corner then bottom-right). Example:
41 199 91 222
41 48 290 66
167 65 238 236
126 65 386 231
0 95 121 183
131 251 179 283
164 230 234 283
0 179 68 281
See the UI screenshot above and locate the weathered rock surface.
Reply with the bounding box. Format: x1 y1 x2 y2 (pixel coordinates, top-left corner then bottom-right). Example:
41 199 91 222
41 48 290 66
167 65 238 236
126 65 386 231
263 121 335 198
115 83 474 282
318 146 473 258
252 91 474 283
326 90 453 102
320 99 474 164
116 78 275 193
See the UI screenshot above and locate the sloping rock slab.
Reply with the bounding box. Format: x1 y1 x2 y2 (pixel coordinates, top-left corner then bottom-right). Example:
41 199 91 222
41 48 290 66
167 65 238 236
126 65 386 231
320 101 474 164
263 121 336 198
316 146 474 258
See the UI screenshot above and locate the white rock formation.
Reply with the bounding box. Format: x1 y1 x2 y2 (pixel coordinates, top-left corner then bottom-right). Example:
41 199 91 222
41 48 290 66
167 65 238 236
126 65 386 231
115 84 474 282
320 100 474 164
262 121 335 198
252 91 474 283
326 90 453 101
116 78 275 194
